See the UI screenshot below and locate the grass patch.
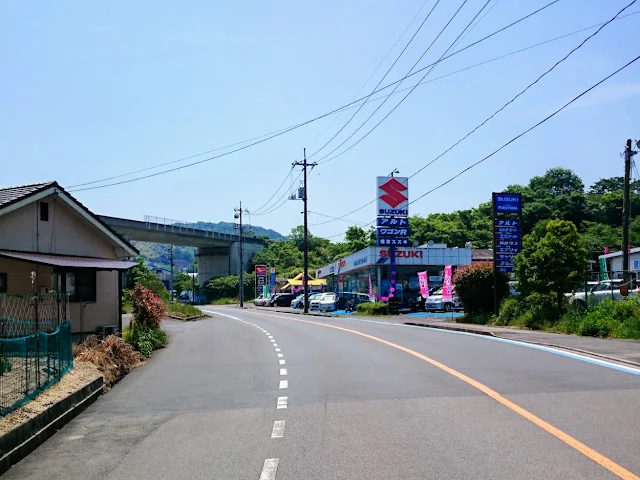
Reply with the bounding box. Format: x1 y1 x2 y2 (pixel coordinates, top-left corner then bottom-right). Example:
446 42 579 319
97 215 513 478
122 300 133 314
455 313 494 325
210 297 240 305
166 301 202 318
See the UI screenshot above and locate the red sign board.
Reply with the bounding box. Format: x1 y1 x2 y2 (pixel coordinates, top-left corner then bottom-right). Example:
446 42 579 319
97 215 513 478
255 265 267 275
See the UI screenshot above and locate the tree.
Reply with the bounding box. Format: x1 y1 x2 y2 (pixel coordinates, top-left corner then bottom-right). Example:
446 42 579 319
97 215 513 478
515 220 588 307
173 272 194 295
125 259 170 301
453 262 509 314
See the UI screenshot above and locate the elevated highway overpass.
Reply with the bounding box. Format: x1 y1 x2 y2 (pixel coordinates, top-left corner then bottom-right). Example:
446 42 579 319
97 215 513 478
98 215 265 286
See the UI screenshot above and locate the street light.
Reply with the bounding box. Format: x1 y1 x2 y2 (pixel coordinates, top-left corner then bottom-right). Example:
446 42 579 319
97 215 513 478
389 169 400 177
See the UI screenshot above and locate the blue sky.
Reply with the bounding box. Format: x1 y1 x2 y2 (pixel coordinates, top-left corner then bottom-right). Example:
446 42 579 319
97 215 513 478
2 0 639 240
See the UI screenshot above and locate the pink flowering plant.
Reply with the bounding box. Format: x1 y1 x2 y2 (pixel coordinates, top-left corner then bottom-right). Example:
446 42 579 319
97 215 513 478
132 285 167 328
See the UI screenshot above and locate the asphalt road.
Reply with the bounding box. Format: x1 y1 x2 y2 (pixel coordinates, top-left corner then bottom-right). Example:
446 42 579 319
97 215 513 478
5 308 640 480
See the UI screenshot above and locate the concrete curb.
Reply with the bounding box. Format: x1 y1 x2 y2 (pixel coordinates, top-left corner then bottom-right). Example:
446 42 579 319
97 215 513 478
167 313 208 322
404 322 497 337
0 376 104 475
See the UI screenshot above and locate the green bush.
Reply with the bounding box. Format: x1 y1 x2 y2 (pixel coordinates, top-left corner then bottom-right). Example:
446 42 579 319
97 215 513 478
455 313 493 325
203 275 255 301
495 297 519 326
124 324 168 357
495 293 562 330
555 298 640 339
453 262 509 314
356 302 389 316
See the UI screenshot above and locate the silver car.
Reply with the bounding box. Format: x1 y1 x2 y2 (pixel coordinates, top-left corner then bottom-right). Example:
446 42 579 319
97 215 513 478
425 287 463 312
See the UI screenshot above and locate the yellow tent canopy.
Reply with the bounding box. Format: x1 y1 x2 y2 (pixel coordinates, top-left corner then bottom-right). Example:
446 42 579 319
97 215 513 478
282 272 326 290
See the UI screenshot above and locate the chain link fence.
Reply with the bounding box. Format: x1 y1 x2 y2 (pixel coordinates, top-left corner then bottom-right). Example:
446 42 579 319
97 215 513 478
0 293 73 416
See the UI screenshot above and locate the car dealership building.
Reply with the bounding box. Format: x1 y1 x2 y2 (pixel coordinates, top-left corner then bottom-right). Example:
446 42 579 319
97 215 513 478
316 245 472 305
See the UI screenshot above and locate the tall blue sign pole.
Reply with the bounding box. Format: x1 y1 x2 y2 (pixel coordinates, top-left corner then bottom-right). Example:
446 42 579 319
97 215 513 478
492 192 522 314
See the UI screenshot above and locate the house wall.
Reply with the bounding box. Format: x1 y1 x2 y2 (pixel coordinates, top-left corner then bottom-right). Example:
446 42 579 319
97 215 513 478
0 196 117 259
0 257 119 333
70 270 119 334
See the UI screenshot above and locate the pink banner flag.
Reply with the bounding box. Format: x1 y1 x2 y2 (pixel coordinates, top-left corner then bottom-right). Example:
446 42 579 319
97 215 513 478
368 275 374 300
443 265 453 302
417 271 429 298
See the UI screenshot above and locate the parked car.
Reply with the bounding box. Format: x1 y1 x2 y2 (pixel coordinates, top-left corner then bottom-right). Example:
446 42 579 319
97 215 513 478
291 294 304 309
565 280 631 308
425 287 463 312
268 293 297 307
310 293 338 312
253 294 270 307
409 287 440 311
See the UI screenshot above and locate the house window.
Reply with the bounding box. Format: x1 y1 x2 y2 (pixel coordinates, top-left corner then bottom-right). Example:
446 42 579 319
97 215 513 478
0 273 7 293
40 202 49 221
62 270 96 302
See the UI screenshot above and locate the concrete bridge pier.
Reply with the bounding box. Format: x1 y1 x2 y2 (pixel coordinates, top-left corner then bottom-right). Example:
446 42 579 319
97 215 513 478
197 241 264 286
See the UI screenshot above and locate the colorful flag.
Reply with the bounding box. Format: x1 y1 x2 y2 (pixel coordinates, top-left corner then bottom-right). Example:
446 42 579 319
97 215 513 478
368 275 374 301
443 265 453 302
417 271 429 298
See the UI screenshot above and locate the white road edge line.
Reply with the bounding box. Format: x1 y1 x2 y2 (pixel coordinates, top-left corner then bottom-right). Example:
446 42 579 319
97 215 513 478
259 458 279 480
277 396 288 409
271 420 285 438
279 359 286 365
239 309 640 377
279 380 288 389
280 368 288 376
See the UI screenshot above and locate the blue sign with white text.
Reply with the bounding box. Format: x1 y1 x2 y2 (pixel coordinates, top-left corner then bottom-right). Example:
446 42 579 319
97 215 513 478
377 217 409 227
377 227 409 237
377 238 410 247
494 193 522 214
495 226 520 234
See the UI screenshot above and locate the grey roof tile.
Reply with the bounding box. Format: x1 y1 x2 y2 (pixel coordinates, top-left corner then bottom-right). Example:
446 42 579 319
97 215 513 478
0 182 55 208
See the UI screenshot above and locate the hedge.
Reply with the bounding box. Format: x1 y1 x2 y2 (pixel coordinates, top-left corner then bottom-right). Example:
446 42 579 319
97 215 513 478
356 302 389 316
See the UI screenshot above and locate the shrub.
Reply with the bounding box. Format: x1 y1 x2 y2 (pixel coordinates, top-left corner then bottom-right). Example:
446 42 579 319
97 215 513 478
356 302 389 316
124 324 168 357
455 313 493 325
210 297 239 305
131 285 167 328
496 297 520 326
453 262 509 314
203 275 255 301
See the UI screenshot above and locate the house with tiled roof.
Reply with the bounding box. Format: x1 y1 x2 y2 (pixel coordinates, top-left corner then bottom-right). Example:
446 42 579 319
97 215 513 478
0 181 138 334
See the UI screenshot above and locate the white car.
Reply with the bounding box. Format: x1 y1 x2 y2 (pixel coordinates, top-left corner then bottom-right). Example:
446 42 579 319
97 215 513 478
424 288 463 312
565 280 637 308
310 293 337 312
253 294 270 307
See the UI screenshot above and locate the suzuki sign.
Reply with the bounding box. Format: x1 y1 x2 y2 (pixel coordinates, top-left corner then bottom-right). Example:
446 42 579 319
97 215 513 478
377 177 409 216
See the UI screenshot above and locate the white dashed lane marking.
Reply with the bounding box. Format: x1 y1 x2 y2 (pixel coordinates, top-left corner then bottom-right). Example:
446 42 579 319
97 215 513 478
277 396 288 409
280 368 288 376
277 353 283 358
259 458 279 480
271 420 286 438
279 359 286 365
275 348 281 352
279 380 288 389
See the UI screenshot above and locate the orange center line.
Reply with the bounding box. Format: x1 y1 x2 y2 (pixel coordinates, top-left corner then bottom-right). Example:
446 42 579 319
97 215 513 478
248 310 640 480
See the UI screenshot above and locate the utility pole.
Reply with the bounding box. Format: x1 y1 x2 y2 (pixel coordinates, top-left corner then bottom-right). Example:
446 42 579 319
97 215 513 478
192 263 196 304
169 244 174 301
234 202 249 307
623 139 638 289
293 149 317 314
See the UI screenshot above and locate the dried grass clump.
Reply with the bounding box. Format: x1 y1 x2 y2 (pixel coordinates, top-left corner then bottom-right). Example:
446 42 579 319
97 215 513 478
74 335 143 388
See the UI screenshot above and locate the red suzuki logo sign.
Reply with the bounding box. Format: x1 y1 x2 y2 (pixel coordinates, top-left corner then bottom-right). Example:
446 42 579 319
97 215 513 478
338 259 346 269
255 265 267 275
377 177 409 216
379 249 423 259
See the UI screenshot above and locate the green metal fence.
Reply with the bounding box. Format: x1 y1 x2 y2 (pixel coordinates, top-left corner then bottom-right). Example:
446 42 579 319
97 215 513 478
0 293 73 416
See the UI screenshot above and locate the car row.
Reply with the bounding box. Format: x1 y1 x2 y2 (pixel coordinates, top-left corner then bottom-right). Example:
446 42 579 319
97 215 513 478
252 293 298 307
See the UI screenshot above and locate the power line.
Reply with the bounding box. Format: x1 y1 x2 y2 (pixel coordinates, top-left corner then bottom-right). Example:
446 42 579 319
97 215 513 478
409 0 637 179
307 0 433 150
67 1 559 193
307 0 443 160
408 54 640 206
251 166 294 214
307 7 639 227
311 0 486 164
308 211 369 225
251 171 303 216
321 54 640 241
